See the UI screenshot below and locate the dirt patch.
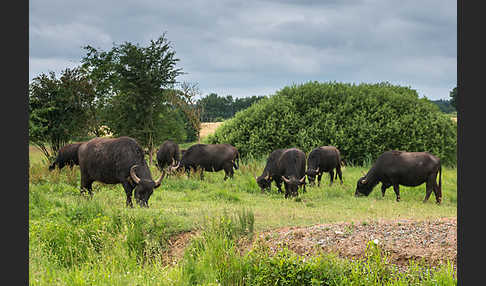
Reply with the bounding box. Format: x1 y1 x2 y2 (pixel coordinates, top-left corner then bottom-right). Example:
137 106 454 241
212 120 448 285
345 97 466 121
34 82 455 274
162 218 456 270
255 218 456 270
162 230 199 266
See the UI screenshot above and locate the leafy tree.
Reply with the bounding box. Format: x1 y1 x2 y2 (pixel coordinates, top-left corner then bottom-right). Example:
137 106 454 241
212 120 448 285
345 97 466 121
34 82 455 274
449 86 457 111
198 93 265 122
29 68 97 162
431 99 455 113
81 34 186 163
208 81 457 166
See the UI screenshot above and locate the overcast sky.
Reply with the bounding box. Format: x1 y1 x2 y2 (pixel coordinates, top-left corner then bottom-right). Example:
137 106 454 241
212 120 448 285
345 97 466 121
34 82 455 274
29 0 456 100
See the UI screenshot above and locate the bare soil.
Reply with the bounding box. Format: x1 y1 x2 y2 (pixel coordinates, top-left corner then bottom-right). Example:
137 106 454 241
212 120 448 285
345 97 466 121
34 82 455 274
163 218 457 270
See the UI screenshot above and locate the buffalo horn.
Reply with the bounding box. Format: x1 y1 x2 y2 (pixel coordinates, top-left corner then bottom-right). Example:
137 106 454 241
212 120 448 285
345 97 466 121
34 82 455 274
361 178 367 184
315 167 319 173
264 174 270 180
154 171 165 188
130 165 141 184
171 162 180 171
299 176 306 183
281 176 291 183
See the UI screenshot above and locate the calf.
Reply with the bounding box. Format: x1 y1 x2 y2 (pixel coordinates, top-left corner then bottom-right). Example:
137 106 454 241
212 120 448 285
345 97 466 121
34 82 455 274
355 150 442 204
175 143 240 180
306 146 343 186
156 140 180 172
48 142 83 171
256 149 285 193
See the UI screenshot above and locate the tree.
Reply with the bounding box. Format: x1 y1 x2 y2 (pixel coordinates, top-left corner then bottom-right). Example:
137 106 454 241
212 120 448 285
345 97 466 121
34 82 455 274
81 34 185 164
197 93 265 122
166 82 202 142
449 86 457 111
29 67 97 162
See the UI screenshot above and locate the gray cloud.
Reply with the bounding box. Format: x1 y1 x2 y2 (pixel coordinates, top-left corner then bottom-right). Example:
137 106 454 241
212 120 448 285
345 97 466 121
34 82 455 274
29 0 456 100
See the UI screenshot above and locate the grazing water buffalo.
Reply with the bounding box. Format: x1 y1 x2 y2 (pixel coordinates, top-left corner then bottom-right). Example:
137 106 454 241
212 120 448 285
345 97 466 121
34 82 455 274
48 142 83 171
175 143 240 180
77 136 164 207
255 149 285 193
277 148 307 198
306 146 343 186
156 140 180 171
355 150 442 204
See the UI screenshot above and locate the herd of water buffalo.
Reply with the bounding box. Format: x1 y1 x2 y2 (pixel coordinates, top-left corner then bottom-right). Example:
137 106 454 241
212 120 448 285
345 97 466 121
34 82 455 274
48 136 443 207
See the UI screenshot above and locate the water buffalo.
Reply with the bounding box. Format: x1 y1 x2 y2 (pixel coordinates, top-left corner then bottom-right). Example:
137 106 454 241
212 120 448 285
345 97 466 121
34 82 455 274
174 143 239 180
48 142 83 171
277 148 307 198
355 150 442 204
306 146 343 187
255 149 285 193
77 136 164 207
156 140 180 172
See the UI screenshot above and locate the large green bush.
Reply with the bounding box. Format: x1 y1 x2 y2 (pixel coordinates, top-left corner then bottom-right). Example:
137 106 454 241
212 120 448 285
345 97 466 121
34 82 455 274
207 81 457 166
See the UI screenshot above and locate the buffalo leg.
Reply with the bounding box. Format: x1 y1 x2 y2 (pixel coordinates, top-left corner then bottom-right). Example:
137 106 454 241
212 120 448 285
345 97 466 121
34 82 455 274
434 181 442 204
423 181 434 203
336 166 343 184
223 163 234 180
317 173 323 187
329 170 334 186
80 176 94 198
381 184 388 197
393 184 400 202
275 178 283 193
122 182 134 208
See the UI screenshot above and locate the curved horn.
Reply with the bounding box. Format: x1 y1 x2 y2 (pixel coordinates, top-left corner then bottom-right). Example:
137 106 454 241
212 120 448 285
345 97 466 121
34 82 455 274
281 176 291 184
130 165 141 184
154 171 165 188
315 167 319 173
264 174 270 180
171 161 180 171
299 176 306 183
360 178 367 184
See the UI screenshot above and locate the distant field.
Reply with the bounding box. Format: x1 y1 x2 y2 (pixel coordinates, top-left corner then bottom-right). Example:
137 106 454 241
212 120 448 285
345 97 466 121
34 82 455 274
199 122 223 139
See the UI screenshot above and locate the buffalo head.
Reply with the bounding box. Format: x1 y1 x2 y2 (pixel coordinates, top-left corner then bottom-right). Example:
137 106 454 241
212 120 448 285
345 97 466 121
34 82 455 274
305 168 319 186
282 175 306 197
130 165 164 207
355 176 374 197
256 174 271 192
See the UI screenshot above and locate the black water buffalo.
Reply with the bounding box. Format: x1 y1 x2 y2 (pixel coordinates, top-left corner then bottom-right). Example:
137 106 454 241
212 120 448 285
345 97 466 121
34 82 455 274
355 150 442 204
175 143 239 180
77 136 164 207
277 148 307 198
156 140 180 171
255 149 285 193
306 146 343 187
48 142 83 171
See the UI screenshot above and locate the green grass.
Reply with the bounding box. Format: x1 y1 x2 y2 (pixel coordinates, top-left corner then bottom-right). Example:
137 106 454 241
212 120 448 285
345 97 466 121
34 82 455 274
29 148 457 285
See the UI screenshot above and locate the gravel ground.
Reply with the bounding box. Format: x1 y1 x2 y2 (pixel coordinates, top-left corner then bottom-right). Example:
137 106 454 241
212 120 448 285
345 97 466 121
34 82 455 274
255 218 456 270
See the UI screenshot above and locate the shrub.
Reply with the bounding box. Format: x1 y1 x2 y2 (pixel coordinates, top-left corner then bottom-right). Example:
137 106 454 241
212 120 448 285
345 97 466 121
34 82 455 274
208 81 457 166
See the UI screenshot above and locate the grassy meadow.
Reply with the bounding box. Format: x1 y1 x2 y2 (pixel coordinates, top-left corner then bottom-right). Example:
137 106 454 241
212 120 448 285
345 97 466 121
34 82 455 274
29 145 457 285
